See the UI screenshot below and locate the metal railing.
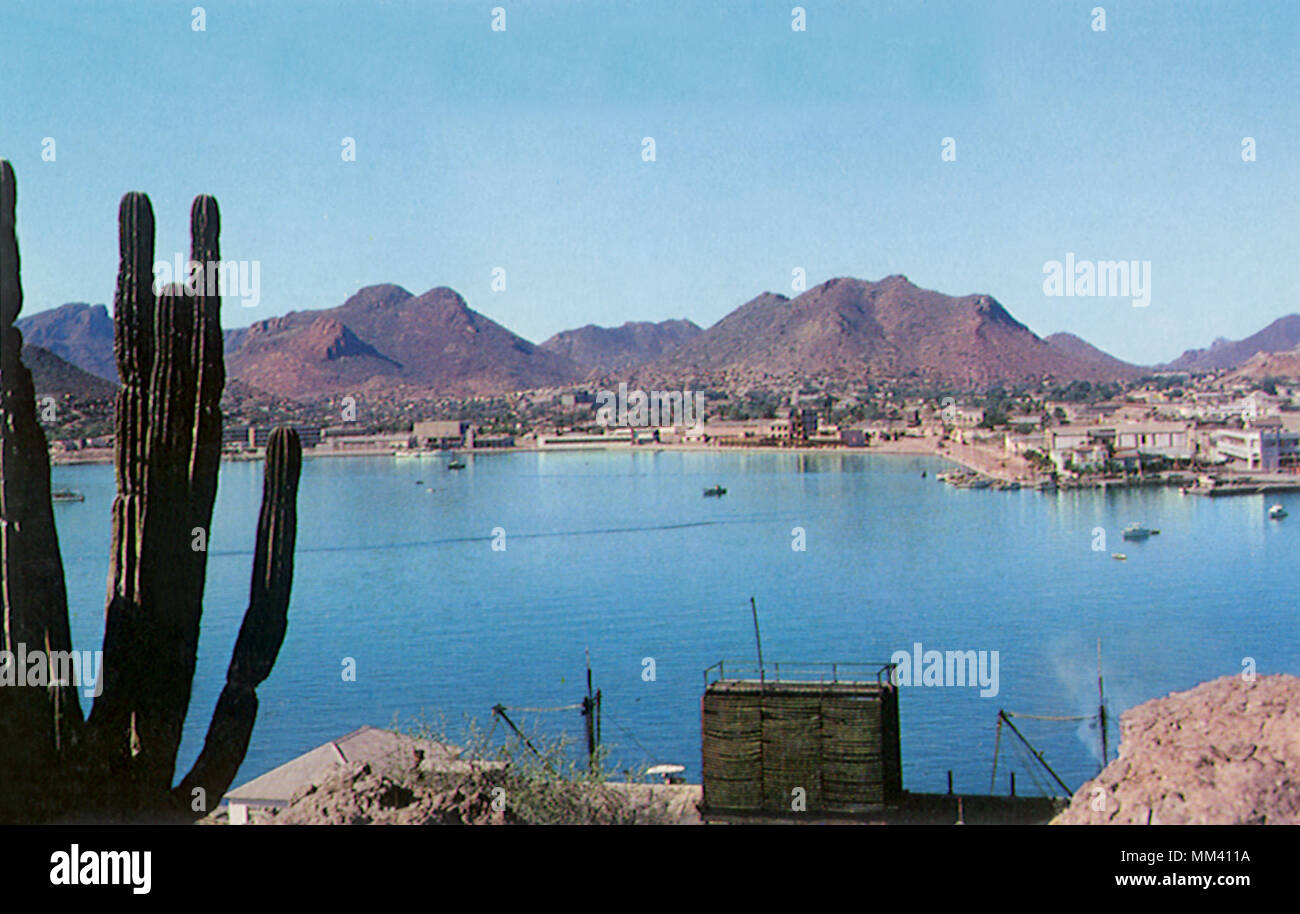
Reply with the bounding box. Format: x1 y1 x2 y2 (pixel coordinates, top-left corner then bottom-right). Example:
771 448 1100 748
703 660 897 688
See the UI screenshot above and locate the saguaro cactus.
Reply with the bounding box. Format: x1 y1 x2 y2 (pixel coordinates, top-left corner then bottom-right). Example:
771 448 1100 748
0 160 303 822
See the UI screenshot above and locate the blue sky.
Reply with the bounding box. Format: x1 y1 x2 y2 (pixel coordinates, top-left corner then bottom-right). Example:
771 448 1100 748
1 0 1296 365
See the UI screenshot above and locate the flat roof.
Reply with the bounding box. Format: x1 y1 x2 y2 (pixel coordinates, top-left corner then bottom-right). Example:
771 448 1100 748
706 679 892 695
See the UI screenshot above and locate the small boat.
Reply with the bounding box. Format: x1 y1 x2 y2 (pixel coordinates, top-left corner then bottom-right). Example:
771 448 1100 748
447 455 466 470
1112 553 1127 561
1269 504 1288 519
703 485 727 497
921 470 927 478
1121 523 1158 540
51 488 84 503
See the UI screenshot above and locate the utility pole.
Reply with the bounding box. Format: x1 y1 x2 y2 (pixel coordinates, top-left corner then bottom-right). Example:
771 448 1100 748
582 648 600 772
1097 637 1109 769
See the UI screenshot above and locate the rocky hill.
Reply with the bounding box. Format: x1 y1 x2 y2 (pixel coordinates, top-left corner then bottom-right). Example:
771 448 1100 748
1166 315 1300 372
14 302 116 381
1226 343 1300 382
1045 332 1146 377
635 276 1143 387
225 284 581 399
23 344 117 400
540 318 702 376
1053 674 1300 825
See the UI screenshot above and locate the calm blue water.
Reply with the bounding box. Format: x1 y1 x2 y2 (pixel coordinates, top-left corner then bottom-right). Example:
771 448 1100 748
49 450 1300 797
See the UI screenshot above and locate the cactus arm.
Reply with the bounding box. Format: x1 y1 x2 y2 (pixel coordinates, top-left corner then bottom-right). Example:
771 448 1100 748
176 427 301 815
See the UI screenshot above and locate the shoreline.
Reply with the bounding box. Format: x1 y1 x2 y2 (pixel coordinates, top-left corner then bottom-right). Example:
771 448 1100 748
48 439 1300 496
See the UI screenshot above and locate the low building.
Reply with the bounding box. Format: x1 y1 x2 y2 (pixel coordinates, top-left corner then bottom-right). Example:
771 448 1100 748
224 425 322 449
413 419 472 449
537 428 635 448
1054 441 1109 472
1112 422 1193 460
1210 419 1300 472
945 405 985 427
702 418 794 446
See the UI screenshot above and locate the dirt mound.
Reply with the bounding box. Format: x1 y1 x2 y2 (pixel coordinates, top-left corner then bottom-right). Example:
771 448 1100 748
1053 673 1300 825
245 743 692 825
272 746 514 825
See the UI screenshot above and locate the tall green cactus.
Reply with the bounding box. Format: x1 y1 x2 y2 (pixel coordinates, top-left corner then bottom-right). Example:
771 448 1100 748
0 160 303 821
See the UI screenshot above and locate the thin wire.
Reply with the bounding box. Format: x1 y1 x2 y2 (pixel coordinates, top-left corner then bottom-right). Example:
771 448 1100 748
601 707 659 764
1005 711 1094 723
493 707 582 717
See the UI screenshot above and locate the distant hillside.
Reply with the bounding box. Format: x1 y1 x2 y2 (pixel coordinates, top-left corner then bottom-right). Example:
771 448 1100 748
22 344 118 399
635 276 1144 388
225 284 581 399
14 302 116 381
540 319 702 376
1227 343 1300 382
1045 332 1147 377
1166 315 1300 371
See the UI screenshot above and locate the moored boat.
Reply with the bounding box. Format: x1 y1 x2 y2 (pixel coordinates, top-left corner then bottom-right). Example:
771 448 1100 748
1121 522 1159 540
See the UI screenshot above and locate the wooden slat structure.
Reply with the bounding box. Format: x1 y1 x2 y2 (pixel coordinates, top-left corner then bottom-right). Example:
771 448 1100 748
701 662 901 817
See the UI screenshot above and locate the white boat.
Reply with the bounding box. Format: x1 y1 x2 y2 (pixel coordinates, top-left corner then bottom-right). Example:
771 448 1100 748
1269 504 1288 519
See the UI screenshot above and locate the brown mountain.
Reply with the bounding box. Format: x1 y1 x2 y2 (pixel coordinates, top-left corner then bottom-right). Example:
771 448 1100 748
14 302 117 381
539 319 702 376
1226 343 1300 382
1166 315 1300 371
1044 332 1145 377
22 344 118 400
225 284 580 399
634 276 1143 388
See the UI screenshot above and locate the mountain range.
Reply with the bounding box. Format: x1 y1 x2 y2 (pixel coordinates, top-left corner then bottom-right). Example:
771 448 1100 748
629 276 1144 387
540 319 702 376
14 302 117 381
22 344 118 400
1164 315 1300 372
14 276 1299 400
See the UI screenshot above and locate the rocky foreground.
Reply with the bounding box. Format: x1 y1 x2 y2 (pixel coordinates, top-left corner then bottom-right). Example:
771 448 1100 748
1053 673 1300 825
210 743 698 825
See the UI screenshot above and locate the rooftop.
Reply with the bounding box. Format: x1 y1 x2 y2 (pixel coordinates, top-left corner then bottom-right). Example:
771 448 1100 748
224 725 462 807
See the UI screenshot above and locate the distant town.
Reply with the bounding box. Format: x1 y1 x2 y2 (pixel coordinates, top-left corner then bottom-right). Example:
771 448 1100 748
42 366 1300 495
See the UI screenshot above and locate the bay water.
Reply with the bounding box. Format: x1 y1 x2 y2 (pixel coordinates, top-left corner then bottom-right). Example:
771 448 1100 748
50 450 1299 797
